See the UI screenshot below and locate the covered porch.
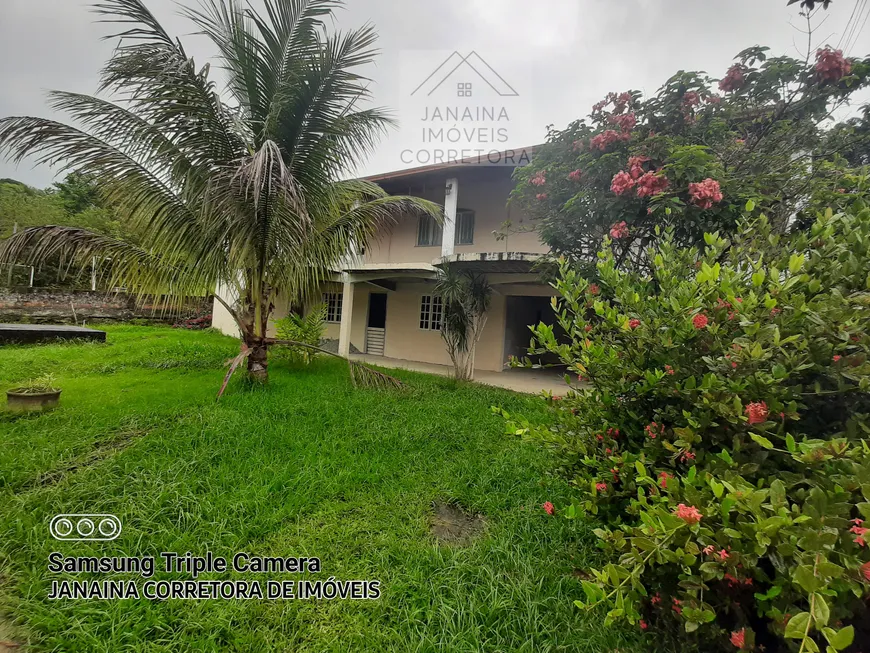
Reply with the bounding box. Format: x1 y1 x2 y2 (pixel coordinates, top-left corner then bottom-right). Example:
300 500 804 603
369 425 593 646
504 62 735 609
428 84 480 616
329 254 561 376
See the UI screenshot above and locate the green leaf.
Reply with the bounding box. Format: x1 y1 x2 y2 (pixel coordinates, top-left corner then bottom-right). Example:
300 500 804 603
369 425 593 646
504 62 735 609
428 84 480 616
812 594 830 627
794 565 819 593
830 625 854 649
785 612 811 639
786 433 797 453
750 433 774 450
746 199 756 212
789 253 805 274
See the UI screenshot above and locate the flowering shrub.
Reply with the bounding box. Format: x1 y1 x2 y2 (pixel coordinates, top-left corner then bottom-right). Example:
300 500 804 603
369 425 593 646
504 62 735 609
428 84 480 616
512 45 870 266
497 203 870 651
172 313 212 330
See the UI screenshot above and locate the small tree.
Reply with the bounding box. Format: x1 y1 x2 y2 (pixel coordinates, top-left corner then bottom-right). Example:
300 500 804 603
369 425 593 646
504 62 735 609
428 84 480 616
435 265 492 381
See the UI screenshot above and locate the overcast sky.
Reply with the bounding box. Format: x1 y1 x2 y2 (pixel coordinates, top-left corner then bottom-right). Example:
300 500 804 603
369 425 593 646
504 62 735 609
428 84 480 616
1 0 868 188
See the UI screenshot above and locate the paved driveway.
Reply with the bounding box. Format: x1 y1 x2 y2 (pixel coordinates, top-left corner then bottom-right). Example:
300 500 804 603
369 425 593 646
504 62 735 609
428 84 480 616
349 354 573 395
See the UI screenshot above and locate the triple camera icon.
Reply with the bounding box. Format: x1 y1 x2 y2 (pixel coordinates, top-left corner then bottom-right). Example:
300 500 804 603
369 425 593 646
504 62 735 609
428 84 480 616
49 514 122 541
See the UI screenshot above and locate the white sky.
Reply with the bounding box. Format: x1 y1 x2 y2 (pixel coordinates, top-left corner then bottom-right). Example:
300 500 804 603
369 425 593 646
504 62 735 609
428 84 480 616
1 0 868 187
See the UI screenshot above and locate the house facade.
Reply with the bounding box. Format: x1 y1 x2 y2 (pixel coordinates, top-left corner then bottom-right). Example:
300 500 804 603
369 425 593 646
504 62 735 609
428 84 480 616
212 151 558 373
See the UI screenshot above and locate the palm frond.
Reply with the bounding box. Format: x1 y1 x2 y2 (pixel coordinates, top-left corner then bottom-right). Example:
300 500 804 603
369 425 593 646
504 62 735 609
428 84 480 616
92 0 174 45
216 344 251 400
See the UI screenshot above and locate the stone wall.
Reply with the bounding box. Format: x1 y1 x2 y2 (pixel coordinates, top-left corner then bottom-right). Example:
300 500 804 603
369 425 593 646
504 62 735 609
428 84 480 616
0 287 211 324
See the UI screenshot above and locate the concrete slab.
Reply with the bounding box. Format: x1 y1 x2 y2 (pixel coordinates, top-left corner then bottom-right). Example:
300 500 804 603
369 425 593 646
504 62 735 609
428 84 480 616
0 323 106 345
349 354 570 395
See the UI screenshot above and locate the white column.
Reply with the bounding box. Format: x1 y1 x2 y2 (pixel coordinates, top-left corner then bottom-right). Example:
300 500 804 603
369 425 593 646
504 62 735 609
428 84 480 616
441 177 459 258
212 281 241 338
338 275 355 357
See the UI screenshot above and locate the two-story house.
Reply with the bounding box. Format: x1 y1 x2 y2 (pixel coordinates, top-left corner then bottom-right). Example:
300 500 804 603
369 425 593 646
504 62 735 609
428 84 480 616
212 149 558 375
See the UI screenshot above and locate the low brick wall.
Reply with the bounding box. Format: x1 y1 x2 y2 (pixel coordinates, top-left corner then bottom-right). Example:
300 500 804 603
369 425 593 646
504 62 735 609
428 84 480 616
0 287 211 324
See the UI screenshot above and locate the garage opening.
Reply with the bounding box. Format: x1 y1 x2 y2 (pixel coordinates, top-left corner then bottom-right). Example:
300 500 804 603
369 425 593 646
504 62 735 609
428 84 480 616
502 295 565 368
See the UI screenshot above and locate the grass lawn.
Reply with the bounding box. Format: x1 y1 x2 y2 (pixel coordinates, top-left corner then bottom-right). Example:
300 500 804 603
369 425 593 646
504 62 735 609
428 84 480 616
0 325 648 652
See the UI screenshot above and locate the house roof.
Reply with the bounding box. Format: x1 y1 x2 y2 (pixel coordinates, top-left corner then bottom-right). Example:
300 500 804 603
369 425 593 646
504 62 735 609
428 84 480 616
361 145 539 184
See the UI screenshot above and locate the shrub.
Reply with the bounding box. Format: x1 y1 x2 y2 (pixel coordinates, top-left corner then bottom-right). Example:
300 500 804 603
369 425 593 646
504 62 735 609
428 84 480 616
497 202 870 651
274 304 327 365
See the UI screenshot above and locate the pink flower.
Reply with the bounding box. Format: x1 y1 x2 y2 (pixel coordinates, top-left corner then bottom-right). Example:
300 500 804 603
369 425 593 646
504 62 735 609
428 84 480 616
611 171 636 196
610 221 629 239
567 169 583 182
645 422 664 439
719 64 746 92
770 308 781 316
627 155 650 179
689 178 724 210
535 193 548 201
635 172 670 198
833 355 841 362
639 619 649 631
664 365 674 375
590 130 622 151
717 549 730 561
530 171 547 186
730 629 746 649
584 324 593 333
692 313 709 329
745 401 769 425
703 545 715 555
542 501 555 515
609 112 637 132
851 525 868 547
629 318 641 329
596 482 608 492
683 91 701 107
680 451 696 463
588 283 600 295
674 504 703 524
651 593 662 605
861 561 870 582
658 471 672 489
816 47 851 83
672 598 682 614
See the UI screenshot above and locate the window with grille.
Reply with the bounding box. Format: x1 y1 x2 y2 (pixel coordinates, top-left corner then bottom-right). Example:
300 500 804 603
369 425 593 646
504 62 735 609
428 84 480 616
417 215 443 247
455 209 475 245
323 292 342 323
419 295 443 330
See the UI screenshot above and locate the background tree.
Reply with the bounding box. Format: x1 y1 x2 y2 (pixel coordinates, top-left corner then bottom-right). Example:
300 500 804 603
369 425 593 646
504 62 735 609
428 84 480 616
0 0 439 384
513 44 869 269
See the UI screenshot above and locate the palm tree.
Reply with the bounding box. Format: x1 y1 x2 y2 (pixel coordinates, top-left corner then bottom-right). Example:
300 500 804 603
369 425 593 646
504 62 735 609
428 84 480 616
0 0 440 387
435 265 492 381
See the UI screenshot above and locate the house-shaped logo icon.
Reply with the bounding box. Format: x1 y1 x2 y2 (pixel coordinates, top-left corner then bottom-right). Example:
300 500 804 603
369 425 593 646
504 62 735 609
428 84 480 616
411 51 519 98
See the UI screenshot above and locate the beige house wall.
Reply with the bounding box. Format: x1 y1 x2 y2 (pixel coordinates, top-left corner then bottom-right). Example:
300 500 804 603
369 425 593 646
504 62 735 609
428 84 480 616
376 281 507 372
362 175 546 267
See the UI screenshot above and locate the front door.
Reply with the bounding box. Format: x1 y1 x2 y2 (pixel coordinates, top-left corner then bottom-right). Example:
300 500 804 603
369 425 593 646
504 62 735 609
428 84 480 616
365 293 387 355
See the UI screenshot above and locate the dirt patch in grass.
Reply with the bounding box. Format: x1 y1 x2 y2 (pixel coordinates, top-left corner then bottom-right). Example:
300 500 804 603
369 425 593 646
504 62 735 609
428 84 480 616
15 428 148 493
428 501 486 546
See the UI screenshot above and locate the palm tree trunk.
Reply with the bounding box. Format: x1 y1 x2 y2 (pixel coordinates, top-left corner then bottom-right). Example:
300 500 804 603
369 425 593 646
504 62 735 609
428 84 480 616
246 338 268 382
